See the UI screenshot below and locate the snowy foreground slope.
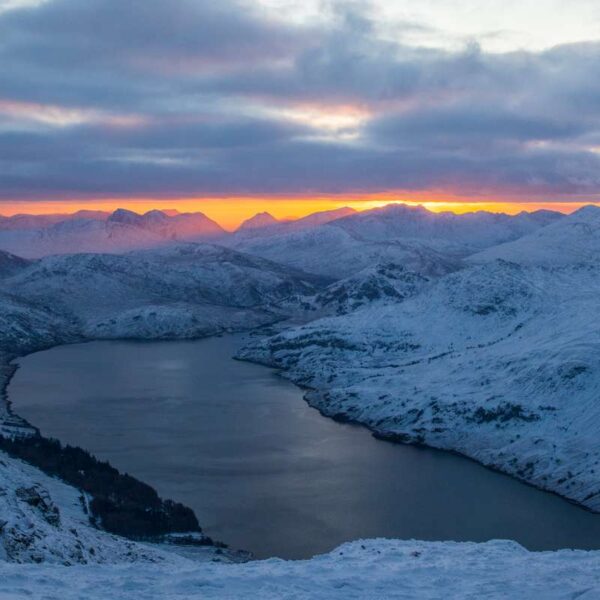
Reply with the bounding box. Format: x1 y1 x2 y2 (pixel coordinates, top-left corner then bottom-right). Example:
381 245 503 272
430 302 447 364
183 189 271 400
0 452 180 565
1 539 600 599
240 207 600 511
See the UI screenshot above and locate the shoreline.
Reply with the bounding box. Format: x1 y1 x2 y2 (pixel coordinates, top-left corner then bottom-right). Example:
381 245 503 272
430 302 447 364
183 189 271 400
235 350 600 517
0 328 265 561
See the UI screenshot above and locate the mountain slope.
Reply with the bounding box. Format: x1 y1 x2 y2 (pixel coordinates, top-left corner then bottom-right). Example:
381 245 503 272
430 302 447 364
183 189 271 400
332 204 561 249
282 263 430 317
0 243 324 340
237 212 279 231
0 452 180 565
0 210 225 258
286 207 356 229
0 251 31 278
0 211 109 231
228 224 464 279
469 205 600 266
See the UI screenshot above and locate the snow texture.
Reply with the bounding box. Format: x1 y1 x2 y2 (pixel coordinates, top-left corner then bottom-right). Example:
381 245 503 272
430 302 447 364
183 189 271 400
1 539 599 599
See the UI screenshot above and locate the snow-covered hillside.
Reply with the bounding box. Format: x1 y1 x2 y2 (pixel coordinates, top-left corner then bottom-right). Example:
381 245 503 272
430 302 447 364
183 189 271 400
239 208 600 511
1 538 599 599
0 452 180 565
282 263 430 317
229 223 465 279
469 205 600 266
0 243 322 341
228 204 562 278
0 250 31 278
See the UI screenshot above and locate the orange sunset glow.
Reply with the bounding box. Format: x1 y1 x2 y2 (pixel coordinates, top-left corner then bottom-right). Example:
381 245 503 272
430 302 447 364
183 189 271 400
1 195 598 230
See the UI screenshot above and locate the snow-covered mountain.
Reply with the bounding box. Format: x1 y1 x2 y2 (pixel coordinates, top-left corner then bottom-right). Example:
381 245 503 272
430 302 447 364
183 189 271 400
237 212 280 231
239 205 600 512
285 206 356 230
228 204 562 278
229 207 358 246
0 210 109 231
469 205 600 266
333 204 561 248
236 207 355 234
0 243 323 342
0 204 560 268
0 209 225 258
109 208 224 239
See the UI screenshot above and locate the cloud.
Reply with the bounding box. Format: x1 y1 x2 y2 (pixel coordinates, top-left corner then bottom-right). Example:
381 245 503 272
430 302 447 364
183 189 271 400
0 0 600 202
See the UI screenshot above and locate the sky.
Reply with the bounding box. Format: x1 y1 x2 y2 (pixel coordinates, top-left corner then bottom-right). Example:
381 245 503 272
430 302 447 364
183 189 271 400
1 0 600 224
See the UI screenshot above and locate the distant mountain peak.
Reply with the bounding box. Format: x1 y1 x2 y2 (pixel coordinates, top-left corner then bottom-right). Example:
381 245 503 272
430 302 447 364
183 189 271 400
107 208 142 225
238 212 279 231
571 204 600 220
290 206 357 228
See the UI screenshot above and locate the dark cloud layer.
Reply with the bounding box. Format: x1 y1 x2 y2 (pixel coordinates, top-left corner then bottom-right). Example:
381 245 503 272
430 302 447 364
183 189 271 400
1 0 600 201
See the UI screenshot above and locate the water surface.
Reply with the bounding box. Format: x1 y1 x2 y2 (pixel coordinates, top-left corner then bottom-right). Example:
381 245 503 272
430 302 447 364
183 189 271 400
9 334 600 559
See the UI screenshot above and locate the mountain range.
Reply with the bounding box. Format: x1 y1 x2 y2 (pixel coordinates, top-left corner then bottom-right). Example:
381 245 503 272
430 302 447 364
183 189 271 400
0 204 562 271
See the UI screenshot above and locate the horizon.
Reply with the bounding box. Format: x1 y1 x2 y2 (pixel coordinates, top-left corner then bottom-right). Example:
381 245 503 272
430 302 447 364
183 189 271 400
0 198 598 231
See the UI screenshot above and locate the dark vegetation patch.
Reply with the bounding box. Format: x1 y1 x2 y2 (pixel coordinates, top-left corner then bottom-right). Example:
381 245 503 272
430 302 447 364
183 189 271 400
558 364 589 380
0 435 213 542
469 403 540 424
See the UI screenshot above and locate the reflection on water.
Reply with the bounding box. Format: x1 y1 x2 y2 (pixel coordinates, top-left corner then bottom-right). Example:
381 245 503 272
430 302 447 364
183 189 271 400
9 334 600 559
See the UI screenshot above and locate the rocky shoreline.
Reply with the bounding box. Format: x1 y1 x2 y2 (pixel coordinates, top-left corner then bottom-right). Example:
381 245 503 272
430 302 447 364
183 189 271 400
237 350 600 516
